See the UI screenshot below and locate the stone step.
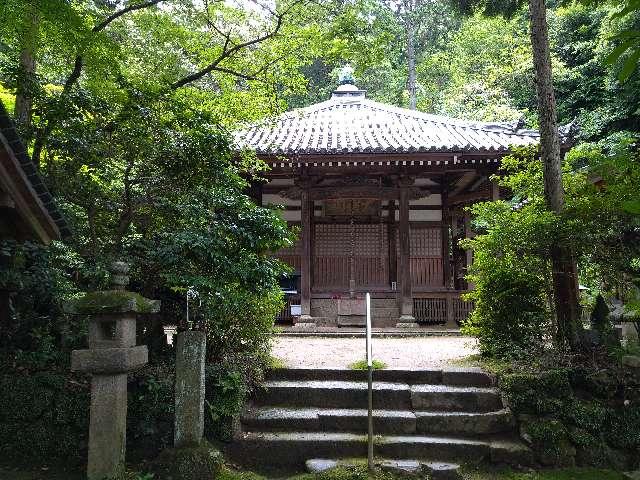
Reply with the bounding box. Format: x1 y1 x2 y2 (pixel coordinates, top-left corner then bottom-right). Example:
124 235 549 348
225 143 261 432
228 431 532 469
242 407 515 435
254 381 502 411
415 409 515 435
254 380 412 409
266 367 495 387
242 407 416 434
411 385 503 412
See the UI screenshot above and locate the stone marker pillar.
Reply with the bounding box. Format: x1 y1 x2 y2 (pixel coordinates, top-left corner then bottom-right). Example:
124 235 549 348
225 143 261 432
66 262 160 480
174 330 207 447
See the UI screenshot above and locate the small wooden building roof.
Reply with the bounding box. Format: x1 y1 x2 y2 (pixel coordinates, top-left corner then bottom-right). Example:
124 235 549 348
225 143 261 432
235 83 552 156
0 101 70 243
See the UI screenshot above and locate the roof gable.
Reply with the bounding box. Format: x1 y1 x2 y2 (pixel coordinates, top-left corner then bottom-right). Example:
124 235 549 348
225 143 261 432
0 102 70 243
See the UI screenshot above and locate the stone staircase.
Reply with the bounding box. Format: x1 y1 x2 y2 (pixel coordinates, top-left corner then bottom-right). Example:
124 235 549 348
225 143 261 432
228 367 532 472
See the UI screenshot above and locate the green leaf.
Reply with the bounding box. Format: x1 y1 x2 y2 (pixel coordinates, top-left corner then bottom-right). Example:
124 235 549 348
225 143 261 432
622 200 640 215
604 38 636 65
611 0 640 20
618 47 640 82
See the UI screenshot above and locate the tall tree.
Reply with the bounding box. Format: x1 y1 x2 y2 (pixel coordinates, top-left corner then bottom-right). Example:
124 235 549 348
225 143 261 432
528 0 580 347
13 2 39 131
385 0 458 109
452 0 581 348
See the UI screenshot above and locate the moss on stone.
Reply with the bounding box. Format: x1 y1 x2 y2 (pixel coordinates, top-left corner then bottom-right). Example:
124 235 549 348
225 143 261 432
65 290 160 315
150 441 223 480
525 419 576 467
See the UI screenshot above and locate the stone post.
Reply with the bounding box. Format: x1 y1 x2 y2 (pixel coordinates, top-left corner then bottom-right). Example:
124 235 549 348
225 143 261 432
66 262 160 480
174 330 206 447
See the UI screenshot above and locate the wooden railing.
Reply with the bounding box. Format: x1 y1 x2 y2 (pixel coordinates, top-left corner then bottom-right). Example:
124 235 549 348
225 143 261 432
413 291 473 326
275 294 300 325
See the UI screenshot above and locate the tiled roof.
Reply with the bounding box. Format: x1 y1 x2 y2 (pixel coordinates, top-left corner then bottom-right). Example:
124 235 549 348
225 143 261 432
235 84 548 156
0 101 71 238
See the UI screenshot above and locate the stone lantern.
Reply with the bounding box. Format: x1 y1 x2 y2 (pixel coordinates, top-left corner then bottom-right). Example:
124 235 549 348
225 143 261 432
66 261 160 480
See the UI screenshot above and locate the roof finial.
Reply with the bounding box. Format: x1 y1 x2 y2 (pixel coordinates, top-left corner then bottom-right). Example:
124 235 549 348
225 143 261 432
338 64 355 86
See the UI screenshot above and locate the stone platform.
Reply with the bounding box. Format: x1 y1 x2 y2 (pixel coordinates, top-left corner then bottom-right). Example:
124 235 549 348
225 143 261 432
278 326 461 337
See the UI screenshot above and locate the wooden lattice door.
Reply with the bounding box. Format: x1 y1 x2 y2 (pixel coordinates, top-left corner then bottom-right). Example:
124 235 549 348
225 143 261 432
313 223 389 290
397 226 444 287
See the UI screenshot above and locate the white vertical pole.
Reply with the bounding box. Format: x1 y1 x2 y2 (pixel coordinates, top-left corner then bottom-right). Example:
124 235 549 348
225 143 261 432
366 292 374 471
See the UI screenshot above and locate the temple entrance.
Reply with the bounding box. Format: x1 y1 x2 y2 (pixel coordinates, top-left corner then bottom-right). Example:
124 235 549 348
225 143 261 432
313 222 389 291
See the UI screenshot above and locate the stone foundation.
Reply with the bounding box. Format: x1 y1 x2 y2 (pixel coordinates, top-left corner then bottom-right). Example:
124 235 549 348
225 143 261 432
308 298 399 328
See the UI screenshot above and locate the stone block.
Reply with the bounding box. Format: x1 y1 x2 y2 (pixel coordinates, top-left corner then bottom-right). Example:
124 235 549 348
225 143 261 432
415 409 515 435
71 345 148 374
88 314 137 349
380 459 422 475
489 440 534 466
442 367 495 387
622 355 640 368
306 459 338 473
87 374 128 480
175 331 207 448
411 385 503 412
422 462 462 480
151 441 223 480
338 298 366 316
65 290 160 315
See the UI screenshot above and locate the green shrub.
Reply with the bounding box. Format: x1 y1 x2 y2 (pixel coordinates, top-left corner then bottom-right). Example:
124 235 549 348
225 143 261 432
0 372 90 467
461 229 550 358
525 419 575 466
603 405 640 450
0 356 264 469
560 400 608 434
349 359 387 370
500 369 572 414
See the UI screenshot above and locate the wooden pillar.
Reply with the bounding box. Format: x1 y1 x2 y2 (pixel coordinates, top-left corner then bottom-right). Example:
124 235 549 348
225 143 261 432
297 189 315 326
388 200 397 288
441 174 451 289
491 179 500 201
464 210 474 290
396 183 417 327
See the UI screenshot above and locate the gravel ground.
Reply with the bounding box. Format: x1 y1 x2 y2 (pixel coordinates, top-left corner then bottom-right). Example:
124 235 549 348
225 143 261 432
272 336 478 369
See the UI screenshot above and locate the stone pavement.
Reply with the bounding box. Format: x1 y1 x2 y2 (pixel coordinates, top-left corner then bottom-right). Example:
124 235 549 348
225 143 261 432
272 336 478 368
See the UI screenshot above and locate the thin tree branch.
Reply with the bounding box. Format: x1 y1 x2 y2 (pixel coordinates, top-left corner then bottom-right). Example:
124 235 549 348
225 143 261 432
34 0 168 165
170 0 304 89
93 0 166 33
63 0 166 94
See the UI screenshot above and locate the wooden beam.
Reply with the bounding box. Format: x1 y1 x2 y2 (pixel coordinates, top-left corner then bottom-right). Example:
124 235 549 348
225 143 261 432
449 171 477 197
469 175 487 192
441 173 451 289
448 191 491 205
397 182 415 324
388 200 397 287
298 190 313 324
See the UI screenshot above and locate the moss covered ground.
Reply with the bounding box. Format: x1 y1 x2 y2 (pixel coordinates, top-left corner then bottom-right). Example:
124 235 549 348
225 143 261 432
2 465 628 480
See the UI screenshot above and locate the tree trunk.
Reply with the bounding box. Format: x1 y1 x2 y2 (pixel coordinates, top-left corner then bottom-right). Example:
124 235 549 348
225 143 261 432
406 16 417 110
14 5 40 134
528 0 580 349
